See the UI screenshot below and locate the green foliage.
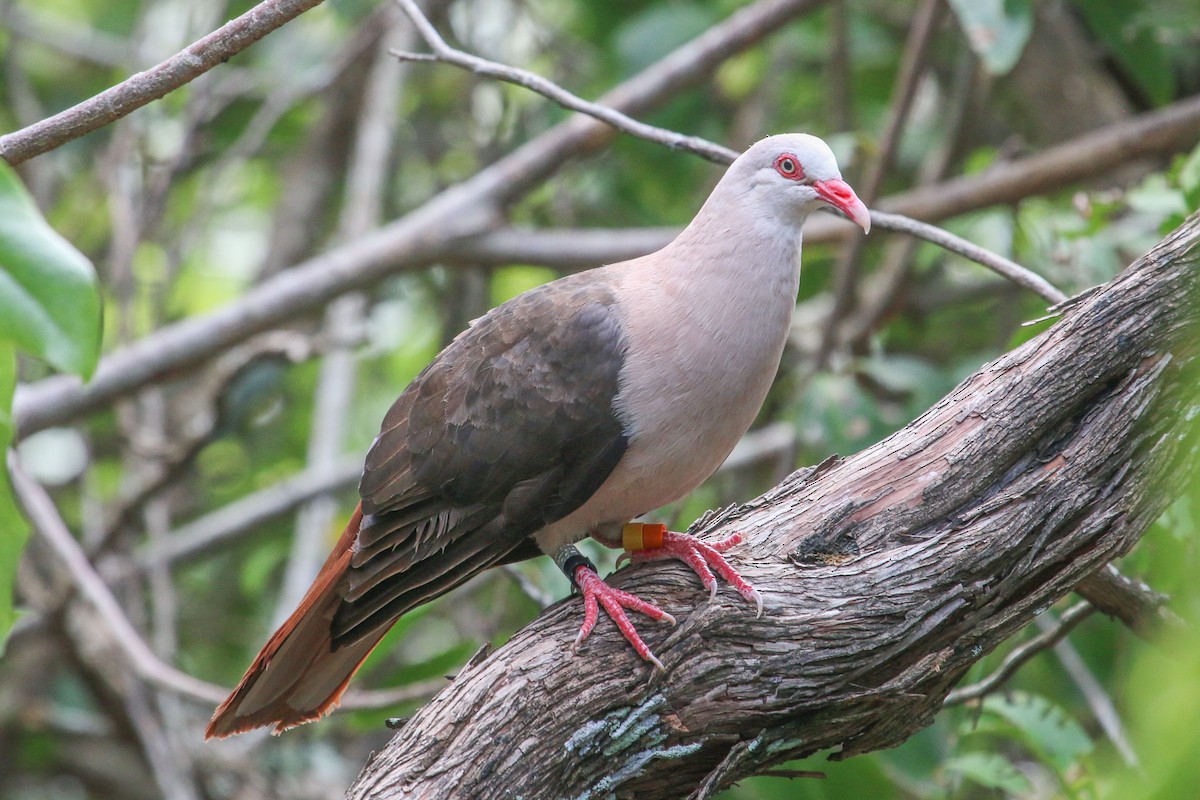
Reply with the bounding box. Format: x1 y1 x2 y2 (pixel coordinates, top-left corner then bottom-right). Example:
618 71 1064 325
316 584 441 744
974 692 1094 777
946 0 1034 76
943 752 1033 795
1070 0 1176 106
0 161 101 378
1103 621 1200 800
0 345 25 652
0 162 101 651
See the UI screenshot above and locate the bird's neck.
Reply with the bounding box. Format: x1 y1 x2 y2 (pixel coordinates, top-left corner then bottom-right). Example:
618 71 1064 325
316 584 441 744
660 199 806 300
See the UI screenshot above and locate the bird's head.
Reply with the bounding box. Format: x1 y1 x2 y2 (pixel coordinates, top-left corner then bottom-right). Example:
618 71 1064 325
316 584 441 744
729 133 870 234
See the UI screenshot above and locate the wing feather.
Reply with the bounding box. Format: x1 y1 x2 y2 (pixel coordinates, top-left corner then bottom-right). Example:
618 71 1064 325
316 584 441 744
334 272 629 647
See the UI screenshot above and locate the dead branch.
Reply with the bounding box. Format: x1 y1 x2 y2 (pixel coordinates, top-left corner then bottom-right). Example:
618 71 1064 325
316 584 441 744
389 0 742 166
347 214 1200 800
0 0 329 165
943 603 1095 705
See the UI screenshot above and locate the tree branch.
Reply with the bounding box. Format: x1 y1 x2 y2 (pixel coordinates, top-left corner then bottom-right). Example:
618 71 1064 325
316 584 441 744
0 0 329 165
10 455 230 706
11 450 446 715
389 0 741 166
942 602 1095 705
347 214 1200 799
1075 563 1181 638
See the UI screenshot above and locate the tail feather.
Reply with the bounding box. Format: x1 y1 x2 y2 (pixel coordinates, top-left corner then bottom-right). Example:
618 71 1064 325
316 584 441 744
206 505 386 739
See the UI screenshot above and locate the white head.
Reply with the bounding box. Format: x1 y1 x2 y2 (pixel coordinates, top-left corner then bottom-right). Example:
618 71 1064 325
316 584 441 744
705 133 871 235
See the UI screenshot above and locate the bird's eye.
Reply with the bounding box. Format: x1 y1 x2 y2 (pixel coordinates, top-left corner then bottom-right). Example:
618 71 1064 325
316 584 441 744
774 154 804 180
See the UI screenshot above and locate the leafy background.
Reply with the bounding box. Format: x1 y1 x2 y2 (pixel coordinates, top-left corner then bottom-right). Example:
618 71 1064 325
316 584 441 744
1 0 1199 798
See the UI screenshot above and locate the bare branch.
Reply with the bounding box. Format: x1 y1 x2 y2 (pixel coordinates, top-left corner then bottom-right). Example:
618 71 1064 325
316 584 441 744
0 0 329 165
278 7 403 625
869 210 1068 304
883 93 1200 222
943 603 1096 706
390 0 739 165
11 453 446 716
10 455 230 706
819 0 946 367
1074 564 1182 640
133 458 362 575
1037 617 1139 767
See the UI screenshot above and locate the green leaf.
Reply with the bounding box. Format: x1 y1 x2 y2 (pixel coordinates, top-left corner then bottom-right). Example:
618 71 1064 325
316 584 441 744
980 691 1094 773
0 343 30 652
614 2 717 77
1071 0 1174 106
1175 143 1200 212
947 0 1034 75
0 161 102 378
944 752 1033 794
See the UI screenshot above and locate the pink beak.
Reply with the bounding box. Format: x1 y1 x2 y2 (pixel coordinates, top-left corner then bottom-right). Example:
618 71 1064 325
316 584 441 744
813 178 871 234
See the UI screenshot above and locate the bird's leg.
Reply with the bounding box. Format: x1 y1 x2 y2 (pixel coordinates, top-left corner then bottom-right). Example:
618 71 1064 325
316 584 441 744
554 544 674 670
619 523 764 616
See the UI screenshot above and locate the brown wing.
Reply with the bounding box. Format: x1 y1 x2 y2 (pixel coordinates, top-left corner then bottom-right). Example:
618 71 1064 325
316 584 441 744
331 272 629 645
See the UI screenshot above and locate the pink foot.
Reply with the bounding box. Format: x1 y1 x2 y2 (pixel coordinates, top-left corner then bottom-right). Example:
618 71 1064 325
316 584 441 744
623 530 764 615
573 565 675 670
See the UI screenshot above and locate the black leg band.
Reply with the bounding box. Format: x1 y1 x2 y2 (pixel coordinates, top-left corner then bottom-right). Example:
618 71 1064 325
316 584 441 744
553 544 597 590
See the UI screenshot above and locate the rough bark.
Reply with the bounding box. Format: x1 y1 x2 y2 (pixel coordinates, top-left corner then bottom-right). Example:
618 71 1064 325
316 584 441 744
347 214 1200 799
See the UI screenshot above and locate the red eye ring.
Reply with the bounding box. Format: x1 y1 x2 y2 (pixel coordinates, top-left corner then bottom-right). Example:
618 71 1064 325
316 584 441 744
774 154 804 180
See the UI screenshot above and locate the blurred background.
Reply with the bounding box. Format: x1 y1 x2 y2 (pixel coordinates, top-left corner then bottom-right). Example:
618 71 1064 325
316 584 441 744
1 0 1200 797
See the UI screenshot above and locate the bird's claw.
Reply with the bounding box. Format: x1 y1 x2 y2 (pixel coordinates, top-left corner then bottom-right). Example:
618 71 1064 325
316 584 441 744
626 530 764 616
572 565 673 670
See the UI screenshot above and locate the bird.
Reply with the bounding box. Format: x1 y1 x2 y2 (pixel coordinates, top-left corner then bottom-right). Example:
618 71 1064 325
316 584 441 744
205 133 869 738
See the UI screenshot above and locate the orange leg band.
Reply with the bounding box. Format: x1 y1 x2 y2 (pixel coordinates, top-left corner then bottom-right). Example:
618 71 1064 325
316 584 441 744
622 522 666 551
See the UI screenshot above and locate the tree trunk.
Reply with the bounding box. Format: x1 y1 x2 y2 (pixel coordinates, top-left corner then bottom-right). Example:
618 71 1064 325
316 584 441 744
347 214 1200 800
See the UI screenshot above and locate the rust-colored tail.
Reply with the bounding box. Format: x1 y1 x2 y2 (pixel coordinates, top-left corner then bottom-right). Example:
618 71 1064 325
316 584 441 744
206 505 385 738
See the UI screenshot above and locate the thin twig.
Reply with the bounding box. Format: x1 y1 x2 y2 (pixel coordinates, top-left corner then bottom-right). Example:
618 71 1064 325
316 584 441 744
390 0 738 165
0 0 329 164
827 0 853 132
500 565 556 610
280 14 404 623
870 210 1067 304
1035 615 1139 768
841 51 979 350
10 454 230 706
12 453 444 715
95 331 314 560
758 769 826 780
943 602 1096 706
132 458 363 575
819 0 944 367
